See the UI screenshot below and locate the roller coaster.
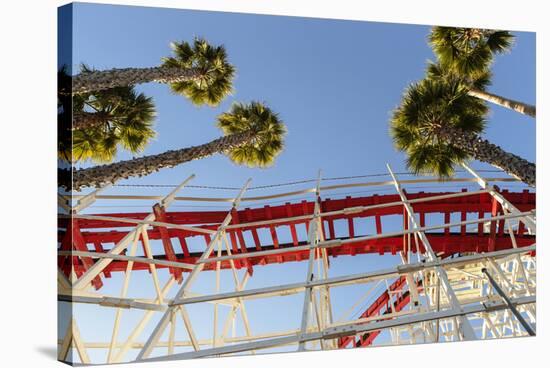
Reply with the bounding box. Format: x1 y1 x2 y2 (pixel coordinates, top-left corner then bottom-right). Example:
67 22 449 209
57 164 536 364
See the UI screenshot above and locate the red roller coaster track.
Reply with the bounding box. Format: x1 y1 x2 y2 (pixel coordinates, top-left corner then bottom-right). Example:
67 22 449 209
59 188 534 284
58 188 535 349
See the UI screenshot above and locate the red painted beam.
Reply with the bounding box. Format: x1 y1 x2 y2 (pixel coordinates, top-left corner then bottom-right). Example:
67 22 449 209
339 276 408 348
59 190 535 291
341 278 424 349
68 233 534 274
153 204 183 282
58 220 103 289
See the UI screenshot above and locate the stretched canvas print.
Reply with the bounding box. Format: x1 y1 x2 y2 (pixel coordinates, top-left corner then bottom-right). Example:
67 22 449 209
58 2 537 365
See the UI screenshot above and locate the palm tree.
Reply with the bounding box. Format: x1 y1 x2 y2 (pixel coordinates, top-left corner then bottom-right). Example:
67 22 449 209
70 38 235 106
58 86 156 164
390 78 535 187
61 102 286 190
429 27 535 117
429 27 513 77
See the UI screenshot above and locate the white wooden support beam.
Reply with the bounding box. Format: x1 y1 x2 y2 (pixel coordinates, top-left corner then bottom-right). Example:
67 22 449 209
72 183 112 214
386 164 477 341
62 318 90 364
58 194 71 214
57 268 71 291
219 234 254 351
219 272 251 344
213 237 223 348
58 318 73 361
141 296 535 361
112 276 176 363
107 231 140 363
136 178 252 360
298 170 322 351
462 163 536 233
482 268 536 335
140 228 166 303
72 174 195 290
170 245 534 307
168 310 176 355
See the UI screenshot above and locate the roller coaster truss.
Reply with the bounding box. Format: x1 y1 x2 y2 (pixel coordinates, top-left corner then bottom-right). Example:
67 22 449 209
57 164 536 364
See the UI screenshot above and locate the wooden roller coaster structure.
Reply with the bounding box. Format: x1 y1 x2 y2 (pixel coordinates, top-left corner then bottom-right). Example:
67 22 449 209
57 164 536 364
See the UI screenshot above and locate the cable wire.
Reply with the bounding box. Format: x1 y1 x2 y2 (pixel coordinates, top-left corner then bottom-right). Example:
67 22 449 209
112 169 505 191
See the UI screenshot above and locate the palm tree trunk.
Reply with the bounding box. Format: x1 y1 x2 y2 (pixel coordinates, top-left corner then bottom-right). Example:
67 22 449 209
72 111 110 130
437 125 536 187
71 66 202 94
61 130 256 190
468 88 536 118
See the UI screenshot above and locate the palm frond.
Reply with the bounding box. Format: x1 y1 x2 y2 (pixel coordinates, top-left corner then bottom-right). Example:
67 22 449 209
63 74 157 164
390 77 486 179
217 101 287 168
486 31 514 54
163 38 235 106
429 26 514 79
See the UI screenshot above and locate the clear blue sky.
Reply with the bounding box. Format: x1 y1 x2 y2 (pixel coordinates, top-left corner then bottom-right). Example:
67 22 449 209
68 2 535 187
60 2 536 362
